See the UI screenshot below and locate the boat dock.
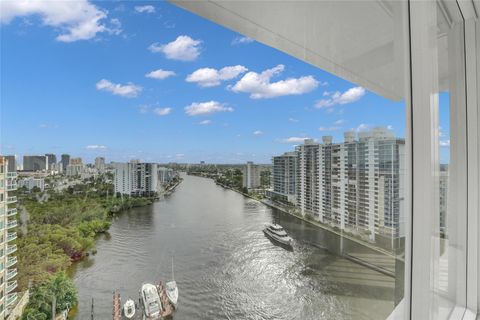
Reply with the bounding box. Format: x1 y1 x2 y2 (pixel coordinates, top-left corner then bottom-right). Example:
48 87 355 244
157 281 174 318
112 291 121 320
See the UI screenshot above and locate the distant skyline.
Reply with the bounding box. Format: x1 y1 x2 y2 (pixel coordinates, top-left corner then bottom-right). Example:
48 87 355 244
1 1 448 164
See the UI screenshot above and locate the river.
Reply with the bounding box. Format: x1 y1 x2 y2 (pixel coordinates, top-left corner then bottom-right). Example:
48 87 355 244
72 174 399 320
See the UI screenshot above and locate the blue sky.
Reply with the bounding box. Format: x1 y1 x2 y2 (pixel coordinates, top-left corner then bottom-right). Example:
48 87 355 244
1 1 448 164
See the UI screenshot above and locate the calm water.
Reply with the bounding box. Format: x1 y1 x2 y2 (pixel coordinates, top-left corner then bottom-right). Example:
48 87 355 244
72 174 397 320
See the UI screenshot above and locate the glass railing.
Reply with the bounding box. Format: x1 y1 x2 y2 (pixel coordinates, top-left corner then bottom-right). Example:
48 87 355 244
6 196 16 204
6 293 17 306
7 232 16 242
6 208 17 217
6 245 17 255
6 268 17 280
6 220 17 229
7 172 17 178
6 280 17 293
6 184 17 191
6 256 17 268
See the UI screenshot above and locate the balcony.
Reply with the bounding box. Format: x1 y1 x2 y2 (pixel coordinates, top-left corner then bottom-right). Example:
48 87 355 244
6 256 17 268
6 196 16 204
7 244 17 255
6 268 17 281
6 220 17 229
6 292 17 307
6 183 17 191
7 232 16 242
6 208 17 217
6 280 17 293
7 172 17 178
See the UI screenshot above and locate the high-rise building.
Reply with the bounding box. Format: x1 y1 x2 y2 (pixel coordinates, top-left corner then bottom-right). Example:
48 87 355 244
4 156 16 173
45 154 56 170
95 157 106 173
270 152 297 203
439 165 449 237
23 155 47 171
0 156 19 318
113 162 160 196
289 128 405 245
242 161 262 189
60 154 70 173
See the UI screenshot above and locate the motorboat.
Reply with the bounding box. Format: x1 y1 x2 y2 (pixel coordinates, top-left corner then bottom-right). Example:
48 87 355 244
123 298 135 319
141 283 162 318
263 223 293 247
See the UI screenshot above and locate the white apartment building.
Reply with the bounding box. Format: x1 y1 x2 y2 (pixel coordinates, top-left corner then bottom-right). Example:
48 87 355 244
113 162 160 196
17 177 45 192
242 161 262 189
0 156 19 319
295 139 321 219
94 157 105 173
269 152 297 204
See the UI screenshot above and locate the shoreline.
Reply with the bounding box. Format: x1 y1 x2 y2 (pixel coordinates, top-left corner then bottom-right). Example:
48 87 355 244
212 178 402 262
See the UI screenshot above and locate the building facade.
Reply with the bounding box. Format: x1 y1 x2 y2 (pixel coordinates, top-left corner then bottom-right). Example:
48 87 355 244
45 154 56 170
270 152 297 204
242 161 262 189
94 157 106 173
60 154 70 173
0 156 19 319
22 155 47 172
17 177 45 192
113 162 160 196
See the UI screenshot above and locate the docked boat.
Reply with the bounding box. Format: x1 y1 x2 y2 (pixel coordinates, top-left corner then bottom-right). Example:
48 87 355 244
263 223 293 247
123 298 135 319
141 283 162 319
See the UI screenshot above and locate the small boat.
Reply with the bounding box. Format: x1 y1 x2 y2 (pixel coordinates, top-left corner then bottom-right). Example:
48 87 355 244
263 223 293 247
123 298 135 319
141 283 162 319
166 257 179 308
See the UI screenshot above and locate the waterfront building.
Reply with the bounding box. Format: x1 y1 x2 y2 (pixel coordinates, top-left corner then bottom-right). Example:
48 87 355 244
269 152 297 204
158 167 175 184
17 177 45 192
23 155 47 172
295 139 321 219
0 156 19 318
439 165 449 237
113 162 160 196
242 161 262 189
95 157 106 173
45 154 56 170
4 156 16 173
60 154 70 173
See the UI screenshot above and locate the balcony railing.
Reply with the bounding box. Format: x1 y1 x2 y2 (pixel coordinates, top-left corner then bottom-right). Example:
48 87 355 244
6 220 17 229
7 172 17 178
7 256 17 268
6 196 17 204
7 244 17 255
6 183 17 191
6 280 17 293
6 268 17 281
7 232 17 242
6 208 17 217
6 292 17 307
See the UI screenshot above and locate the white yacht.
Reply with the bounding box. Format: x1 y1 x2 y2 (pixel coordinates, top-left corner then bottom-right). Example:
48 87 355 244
141 283 162 319
123 298 135 319
263 223 293 247
166 257 179 308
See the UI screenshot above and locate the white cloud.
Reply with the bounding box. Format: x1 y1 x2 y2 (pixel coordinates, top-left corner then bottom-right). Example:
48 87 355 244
153 107 172 116
354 123 370 132
315 87 366 108
230 64 319 99
138 105 149 114
253 130 264 136
135 5 155 13
184 101 233 116
387 125 394 130
334 119 346 125
318 126 341 132
145 69 176 80
288 117 299 123
280 137 310 144
96 79 142 98
198 120 212 125
440 140 450 147
149 35 201 61
186 65 247 87
0 0 118 42
86 145 106 150
231 36 254 45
